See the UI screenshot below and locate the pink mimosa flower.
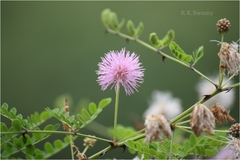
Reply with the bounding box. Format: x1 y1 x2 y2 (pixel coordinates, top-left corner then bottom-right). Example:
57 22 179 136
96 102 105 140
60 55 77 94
96 48 144 95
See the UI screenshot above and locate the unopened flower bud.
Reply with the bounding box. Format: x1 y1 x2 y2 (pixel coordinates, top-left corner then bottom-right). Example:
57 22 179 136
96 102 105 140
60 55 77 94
229 123 240 138
216 18 231 34
190 103 215 136
211 104 235 124
83 137 97 148
144 114 172 143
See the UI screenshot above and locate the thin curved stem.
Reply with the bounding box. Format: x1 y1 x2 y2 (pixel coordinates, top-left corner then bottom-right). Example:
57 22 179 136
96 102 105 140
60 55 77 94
113 83 120 143
105 27 216 86
222 74 236 87
82 146 89 155
222 82 240 89
69 135 74 160
176 120 190 125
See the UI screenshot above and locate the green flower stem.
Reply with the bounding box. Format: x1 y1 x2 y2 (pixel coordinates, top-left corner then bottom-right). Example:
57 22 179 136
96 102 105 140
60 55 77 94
221 34 224 43
218 67 224 88
1 130 111 143
218 34 225 87
222 74 236 87
113 84 120 143
176 119 190 125
204 135 228 144
191 67 216 86
176 126 192 129
88 133 145 159
223 82 240 89
82 146 89 155
69 135 74 160
214 129 229 133
174 113 191 124
106 27 215 86
175 125 193 134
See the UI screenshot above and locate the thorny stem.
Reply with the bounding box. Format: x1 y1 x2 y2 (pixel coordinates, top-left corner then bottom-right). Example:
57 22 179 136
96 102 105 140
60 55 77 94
88 133 145 159
113 83 120 143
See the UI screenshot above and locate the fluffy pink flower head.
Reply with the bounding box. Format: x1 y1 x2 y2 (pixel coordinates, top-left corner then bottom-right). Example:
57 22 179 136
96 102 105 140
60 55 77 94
96 48 144 95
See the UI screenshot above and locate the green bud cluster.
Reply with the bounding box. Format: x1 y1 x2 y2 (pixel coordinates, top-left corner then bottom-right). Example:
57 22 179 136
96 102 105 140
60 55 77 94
101 8 144 38
101 8 125 31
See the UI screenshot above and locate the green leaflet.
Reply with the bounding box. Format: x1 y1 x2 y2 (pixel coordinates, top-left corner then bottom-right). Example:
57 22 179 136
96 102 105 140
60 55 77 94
25 144 35 155
42 136 77 159
53 139 63 149
125 139 166 159
44 142 54 154
12 119 22 131
43 124 55 136
108 124 139 141
126 20 144 37
82 109 91 119
98 98 112 109
4 143 13 154
169 41 192 63
32 127 43 140
101 8 125 31
189 134 197 145
88 102 97 114
101 8 112 27
192 46 204 66
149 30 175 49
1 103 52 130
149 33 161 48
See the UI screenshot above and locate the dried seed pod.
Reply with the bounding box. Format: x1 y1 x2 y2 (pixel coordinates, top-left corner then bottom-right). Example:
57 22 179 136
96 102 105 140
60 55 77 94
144 114 172 143
211 104 235 124
190 103 215 136
218 42 240 75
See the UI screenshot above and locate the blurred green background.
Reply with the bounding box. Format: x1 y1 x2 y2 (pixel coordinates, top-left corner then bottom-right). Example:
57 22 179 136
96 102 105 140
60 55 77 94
1 1 239 159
